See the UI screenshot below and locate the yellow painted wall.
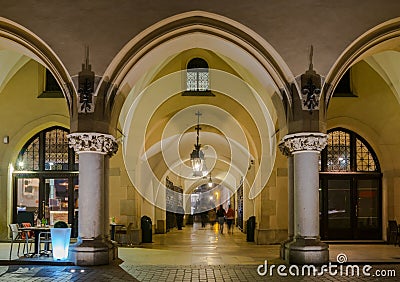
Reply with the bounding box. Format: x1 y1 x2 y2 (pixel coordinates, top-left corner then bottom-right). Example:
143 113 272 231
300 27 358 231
327 60 400 236
109 148 142 229
0 59 69 240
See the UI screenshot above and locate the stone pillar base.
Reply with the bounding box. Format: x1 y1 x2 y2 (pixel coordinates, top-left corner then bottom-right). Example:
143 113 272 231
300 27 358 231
280 238 293 260
287 238 329 265
70 239 118 266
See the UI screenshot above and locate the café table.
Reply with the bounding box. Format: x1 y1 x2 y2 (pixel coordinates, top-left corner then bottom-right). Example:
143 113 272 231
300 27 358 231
110 223 124 241
19 225 51 256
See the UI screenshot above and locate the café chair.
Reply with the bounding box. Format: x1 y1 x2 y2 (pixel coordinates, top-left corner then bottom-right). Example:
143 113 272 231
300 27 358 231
37 231 52 256
115 222 133 245
9 223 33 260
20 222 34 239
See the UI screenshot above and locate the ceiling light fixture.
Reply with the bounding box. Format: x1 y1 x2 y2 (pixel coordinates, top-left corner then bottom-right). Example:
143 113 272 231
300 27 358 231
208 172 213 188
190 111 206 177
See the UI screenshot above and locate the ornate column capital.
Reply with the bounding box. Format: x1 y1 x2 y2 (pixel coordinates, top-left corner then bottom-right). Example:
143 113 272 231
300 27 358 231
67 132 118 155
279 132 327 155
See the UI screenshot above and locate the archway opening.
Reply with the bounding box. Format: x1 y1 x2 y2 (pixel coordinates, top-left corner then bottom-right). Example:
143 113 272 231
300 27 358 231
319 128 382 240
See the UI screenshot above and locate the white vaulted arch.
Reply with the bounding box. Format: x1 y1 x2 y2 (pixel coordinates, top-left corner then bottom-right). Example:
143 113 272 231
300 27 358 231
103 11 294 210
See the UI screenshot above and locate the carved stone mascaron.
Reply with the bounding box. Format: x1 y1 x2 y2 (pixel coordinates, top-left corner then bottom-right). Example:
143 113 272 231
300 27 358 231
67 132 118 155
279 132 327 155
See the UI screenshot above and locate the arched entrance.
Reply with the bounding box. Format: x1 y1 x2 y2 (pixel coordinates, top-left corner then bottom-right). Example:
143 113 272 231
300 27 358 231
105 11 291 244
319 128 382 240
324 17 400 243
12 126 79 233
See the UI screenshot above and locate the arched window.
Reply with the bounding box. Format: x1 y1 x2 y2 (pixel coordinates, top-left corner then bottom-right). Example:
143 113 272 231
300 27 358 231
321 128 379 172
13 126 79 232
183 58 214 96
319 128 381 240
186 58 209 91
16 127 77 171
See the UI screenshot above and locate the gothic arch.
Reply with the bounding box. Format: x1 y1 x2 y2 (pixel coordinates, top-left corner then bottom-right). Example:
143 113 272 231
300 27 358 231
324 17 400 108
101 11 296 207
0 17 74 110
102 11 293 129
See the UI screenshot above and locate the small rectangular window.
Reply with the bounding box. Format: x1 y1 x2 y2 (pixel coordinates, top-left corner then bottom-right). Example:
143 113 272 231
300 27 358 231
38 69 63 98
333 70 357 97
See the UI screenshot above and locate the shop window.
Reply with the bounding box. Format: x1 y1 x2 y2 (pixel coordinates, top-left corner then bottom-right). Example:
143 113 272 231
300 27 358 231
13 126 79 229
319 128 381 240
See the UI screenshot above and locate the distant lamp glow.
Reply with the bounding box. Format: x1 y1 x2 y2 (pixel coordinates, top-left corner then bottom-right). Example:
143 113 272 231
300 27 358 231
190 146 204 176
190 111 206 176
51 227 71 260
208 173 213 188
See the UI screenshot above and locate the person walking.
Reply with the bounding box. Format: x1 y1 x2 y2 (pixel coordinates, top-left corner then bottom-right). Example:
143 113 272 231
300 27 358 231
200 210 208 228
216 205 226 234
225 205 235 234
208 208 217 229
176 206 185 230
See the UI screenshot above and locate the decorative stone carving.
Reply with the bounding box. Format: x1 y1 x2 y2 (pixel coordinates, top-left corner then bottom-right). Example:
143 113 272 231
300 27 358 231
301 77 321 111
296 45 323 112
279 132 327 154
78 46 95 113
278 142 291 157
68 133 118 155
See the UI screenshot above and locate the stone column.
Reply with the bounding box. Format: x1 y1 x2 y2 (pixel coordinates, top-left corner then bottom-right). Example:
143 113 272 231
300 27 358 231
287 155 294 241
279 147 294 260
279 132 328 265
68 132 118 266
103 154 112 236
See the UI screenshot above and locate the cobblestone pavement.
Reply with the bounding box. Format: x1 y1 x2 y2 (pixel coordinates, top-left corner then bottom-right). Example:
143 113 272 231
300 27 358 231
0 263 138 281
0 263 399 281
1 225 400 281
122 263 400 281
